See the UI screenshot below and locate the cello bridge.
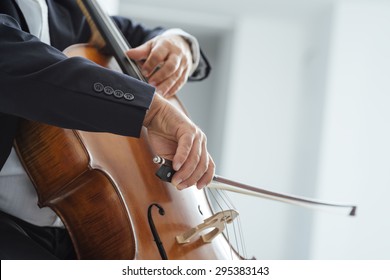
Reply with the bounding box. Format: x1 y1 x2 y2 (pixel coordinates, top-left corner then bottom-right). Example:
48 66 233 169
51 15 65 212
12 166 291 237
176 209 239 244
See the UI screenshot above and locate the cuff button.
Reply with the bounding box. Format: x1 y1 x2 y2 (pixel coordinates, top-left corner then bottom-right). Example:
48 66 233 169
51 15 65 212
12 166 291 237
104 86 114 95
114 90 124 98
93 82 104 92
124 93 135 101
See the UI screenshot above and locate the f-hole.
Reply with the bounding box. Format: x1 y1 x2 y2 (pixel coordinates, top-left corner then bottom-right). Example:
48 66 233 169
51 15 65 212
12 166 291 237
147 203 168 260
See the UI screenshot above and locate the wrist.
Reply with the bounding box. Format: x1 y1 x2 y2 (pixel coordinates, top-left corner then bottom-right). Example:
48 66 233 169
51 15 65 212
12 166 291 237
143 94 163 128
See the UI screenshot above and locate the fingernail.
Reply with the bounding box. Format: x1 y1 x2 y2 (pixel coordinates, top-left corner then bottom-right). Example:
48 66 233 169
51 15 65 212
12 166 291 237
197 184 205 189
174 162 182 171
172 178 182 186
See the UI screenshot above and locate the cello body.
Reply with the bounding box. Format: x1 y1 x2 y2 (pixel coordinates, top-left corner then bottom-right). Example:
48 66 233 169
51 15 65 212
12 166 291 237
15 44 241 260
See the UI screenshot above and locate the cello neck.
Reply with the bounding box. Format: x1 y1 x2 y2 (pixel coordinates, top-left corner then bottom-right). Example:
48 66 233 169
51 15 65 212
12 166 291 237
77 0 146 81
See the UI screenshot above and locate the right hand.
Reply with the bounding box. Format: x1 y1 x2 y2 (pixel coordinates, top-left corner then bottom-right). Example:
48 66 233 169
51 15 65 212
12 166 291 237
143 94 215 190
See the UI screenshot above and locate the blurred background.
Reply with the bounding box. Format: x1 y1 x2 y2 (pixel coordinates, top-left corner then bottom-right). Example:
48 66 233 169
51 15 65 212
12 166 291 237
99 0 390 260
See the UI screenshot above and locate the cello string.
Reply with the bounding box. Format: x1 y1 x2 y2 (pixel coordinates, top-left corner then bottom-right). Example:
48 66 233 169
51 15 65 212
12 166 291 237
214 189 238 259
216 188 247 259
208 188 247 259
236 216 247 258
206 188 235 258
223 190 247 258
216 189 237 260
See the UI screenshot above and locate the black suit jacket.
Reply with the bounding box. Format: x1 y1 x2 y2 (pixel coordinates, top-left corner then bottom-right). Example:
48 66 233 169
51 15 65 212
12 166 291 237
0 0 210 171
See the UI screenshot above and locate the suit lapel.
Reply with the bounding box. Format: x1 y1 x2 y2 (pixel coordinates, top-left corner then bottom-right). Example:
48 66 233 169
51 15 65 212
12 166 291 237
0 0 29 32
46 0 86 50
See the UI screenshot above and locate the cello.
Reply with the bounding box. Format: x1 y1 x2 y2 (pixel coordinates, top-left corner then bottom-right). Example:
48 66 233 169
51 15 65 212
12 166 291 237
14 0 356 260
14 0 243 260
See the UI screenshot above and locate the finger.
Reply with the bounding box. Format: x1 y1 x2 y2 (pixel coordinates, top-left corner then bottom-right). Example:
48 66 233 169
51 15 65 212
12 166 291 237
173 131 204 189
126 42 152 61
196 155 215 189
177 136 209 190
153 58 187 97
153 66 182 97
171 129 195 174
142 43 169 78
163 56 190 97
163 67 188 98
148 54 181 87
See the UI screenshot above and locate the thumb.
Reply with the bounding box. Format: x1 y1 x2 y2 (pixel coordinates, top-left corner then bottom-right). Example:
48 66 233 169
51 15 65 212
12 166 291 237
126 42 152 61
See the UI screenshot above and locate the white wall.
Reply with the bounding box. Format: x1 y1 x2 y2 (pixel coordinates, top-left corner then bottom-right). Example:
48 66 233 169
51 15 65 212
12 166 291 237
117 0 390 259
311 0 390 259
220 16 311 259
96 0 119 14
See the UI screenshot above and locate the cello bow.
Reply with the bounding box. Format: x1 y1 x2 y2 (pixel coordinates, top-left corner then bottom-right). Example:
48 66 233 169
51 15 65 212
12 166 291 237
153 156 357 216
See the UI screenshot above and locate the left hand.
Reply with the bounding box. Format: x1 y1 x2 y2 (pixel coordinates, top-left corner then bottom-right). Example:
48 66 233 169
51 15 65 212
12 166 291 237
126 33 193 98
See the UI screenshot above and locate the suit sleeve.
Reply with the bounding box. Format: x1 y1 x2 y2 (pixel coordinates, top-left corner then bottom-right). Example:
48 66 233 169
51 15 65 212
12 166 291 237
0 14 155 137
